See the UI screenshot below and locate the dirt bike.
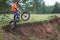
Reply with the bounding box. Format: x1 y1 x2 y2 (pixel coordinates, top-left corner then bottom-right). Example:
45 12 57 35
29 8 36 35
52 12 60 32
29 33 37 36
9 10 30 29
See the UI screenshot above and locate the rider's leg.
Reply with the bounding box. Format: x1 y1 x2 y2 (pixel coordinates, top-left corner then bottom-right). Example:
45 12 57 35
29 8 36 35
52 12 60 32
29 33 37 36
15 11 20 21
12 11 17 21
17 15 20 21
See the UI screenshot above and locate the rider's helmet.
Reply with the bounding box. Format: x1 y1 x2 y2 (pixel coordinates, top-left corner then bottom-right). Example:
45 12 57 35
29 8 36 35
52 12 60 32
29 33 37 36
13 0 20 3
13 0 17 2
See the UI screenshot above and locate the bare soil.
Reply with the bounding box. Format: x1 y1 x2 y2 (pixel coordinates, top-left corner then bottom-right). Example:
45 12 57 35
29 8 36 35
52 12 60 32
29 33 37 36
2 17 60 40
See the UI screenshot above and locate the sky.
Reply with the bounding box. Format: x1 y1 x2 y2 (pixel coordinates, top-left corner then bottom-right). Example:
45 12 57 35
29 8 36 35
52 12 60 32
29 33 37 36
44 0 60 6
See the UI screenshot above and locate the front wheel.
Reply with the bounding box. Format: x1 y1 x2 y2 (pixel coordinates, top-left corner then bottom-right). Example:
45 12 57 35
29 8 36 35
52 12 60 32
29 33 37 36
21 12 30 21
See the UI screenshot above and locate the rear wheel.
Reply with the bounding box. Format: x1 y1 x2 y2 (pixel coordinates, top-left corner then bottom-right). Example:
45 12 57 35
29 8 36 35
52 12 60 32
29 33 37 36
21 12 30 21
9 20 16 29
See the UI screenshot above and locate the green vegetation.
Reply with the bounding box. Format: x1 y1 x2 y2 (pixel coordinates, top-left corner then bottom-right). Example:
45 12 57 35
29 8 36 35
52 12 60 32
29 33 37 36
0 0 60 14
0 14 60 27
0 27 3 40
17 14 60 24
0 14 60 28
0 14 60 24
28 37 35 40
0 37 3 40
57 25 60 31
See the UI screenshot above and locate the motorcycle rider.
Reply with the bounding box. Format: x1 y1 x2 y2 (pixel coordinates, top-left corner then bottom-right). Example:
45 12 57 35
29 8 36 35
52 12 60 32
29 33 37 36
11 1 19 21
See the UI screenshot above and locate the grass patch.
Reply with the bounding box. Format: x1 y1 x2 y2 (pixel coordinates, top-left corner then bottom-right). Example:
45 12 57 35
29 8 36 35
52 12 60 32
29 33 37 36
0 34 3 40
17 14 60 24
28 37 35 40
0 14 60 24
57 25 60 31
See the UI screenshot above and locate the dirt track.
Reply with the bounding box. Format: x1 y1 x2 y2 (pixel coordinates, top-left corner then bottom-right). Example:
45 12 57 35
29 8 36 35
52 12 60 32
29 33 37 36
2 16 60 40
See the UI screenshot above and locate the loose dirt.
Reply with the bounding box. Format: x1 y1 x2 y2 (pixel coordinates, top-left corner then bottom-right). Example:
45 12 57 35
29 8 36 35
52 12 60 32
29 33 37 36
2 16 60 40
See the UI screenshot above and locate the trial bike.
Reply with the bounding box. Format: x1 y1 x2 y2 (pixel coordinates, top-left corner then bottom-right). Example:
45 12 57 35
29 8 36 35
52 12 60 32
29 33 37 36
9 9 30 29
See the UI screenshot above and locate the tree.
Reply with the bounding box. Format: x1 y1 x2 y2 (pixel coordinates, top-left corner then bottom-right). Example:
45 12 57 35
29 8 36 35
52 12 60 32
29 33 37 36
45 6 53 13
21 0 45 14
30 0 44 14
52 2 60 13
40 2 46 13
0 0 55 14
0 0 10 14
